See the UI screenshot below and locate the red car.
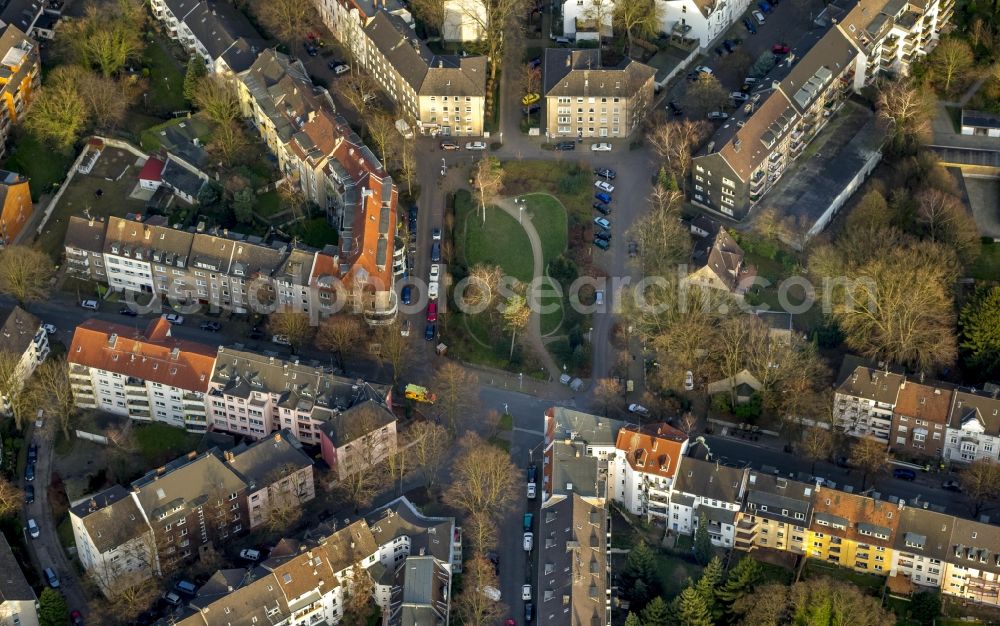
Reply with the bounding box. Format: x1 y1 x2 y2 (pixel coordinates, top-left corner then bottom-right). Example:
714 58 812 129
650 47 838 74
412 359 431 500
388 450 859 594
70 610 84 626
426 301 438 322
772 43 790 54
505 620 516 626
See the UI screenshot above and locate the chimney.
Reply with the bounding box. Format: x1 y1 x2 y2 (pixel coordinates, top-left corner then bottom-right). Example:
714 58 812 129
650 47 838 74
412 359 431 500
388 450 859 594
224 450 235 462
275 432 282 443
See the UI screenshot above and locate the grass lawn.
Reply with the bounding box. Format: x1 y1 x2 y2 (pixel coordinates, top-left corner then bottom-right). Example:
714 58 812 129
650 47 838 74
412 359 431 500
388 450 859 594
140 116 214 154
968 241 1000 280
135 422 203 466
256 190 283 218
288 217 339 248
501 160 593 223
142 38 188 116
656 552 704 597
3 131 73 201
498 413 513 431
461 203 533 282
524 193 568 265
802 559 886 593
488 435 511 451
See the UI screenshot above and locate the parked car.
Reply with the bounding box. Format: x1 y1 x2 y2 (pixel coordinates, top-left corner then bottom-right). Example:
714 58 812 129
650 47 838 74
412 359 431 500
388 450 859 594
27 442 37 463
162 313 185 325
628 403 650 416
744 17 757 33
521 92 540 106
428 282 439 300
247 328 265 340
118 306 137 316
24 485 34 504
753 10 766 23
594 180 615 193
163 592 181 606
426 302 438 323
271 335 291 346
593 216 611 230
424 323 436 341
772 43 790 54
595 191 612 204
554 141 576 151
44 567 59 588
28 518 39 538
593 238 610 250
401 285 412 305
240 548 262 561
522 104 541 115
25 463 34 482
175 580 197 596
80 300 99 310
522 584 532 601
528 57 542 69
429 264 441 283
594 167 616 179
708 111 730 120
400 319 411 337
487 551 500 575
591 142 612 152
724 39 737 52
71 610 84 626
200 321 221 332
695 65 713 75
758 0 773 12
525 602 534 623
730 91 749 101
667 101 684 116
41 323 57 335
523 532 533 551
465 141 487 150
942 480 962 492
594 229 611 242
527 483 536 499
595 290 604 305
431 227 442 240
593 202 611 215
892 468 917 481
332 63 350 75
431 242 441 262
715 46 727 57
685 370 695 390
440 141 460 150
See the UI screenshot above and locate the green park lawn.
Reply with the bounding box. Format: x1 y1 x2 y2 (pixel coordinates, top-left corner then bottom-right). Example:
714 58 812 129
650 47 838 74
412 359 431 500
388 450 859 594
459 198 534 282
501 160 593 222
3 131 72 201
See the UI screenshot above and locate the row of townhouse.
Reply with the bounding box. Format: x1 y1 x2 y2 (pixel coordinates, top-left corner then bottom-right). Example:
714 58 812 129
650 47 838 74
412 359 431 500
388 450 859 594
833 357 1000 463
66 317 399 474
149 0 265 75
161 496 459 626
539 406 1000 608
691 0 950 221
70 430 315 596
64 211 400 324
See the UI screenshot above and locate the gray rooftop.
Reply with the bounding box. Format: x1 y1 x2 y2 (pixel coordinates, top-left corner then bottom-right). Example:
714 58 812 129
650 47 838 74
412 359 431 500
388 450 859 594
69 485 150 554
0 305 39 357
366 497 455 564
0 533 34 604
675 458 747 503
226 430 312 490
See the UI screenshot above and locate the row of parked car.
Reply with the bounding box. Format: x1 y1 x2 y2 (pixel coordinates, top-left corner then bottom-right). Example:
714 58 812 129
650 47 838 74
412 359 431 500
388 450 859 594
592 168 617 250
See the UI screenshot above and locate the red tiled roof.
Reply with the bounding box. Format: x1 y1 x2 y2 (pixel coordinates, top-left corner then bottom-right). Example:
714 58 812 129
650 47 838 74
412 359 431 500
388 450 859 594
615 423 687 480
138 158 165 182
69 318 217 392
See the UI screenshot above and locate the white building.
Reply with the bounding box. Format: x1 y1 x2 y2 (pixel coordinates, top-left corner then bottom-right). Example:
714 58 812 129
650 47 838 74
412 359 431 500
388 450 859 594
668 458 747 547
149 0 264 74
656 0 752 49
941 518 1000 605
68 318 216 432
0 305 49 410
833 365 904 441
944 389 1000 463
608 423 689 522
443 0 487 41
0 532 38 626
889 507 953 590
561 0 613 41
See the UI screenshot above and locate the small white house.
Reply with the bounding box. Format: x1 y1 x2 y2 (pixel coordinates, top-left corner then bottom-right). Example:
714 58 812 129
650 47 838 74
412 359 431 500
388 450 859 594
562 0 614 41
137 157 165 192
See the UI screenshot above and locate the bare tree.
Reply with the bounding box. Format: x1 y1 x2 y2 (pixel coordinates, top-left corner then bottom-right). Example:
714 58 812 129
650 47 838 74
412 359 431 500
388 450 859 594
367 112 397 170
453 0 530 83
927 38 975 95
582 0 614 40
433 362 477 433
408 0 445 31
28 357 76 439
646 117 711 193
267 311 316 352
339 73 381 115
960 458 1000 517
398 139 417 195
193 75 241 125
916 187 980 265
501 292 530 360
332 403 393 509
684 74 729 118
463 264 504 311
876 79 934 154
629 184 690 276
613 0 662 56
261 465 309 532
0 476 22 518
800 427 833 474
78 71 133 131
0 246 55 304
407 420 450 493
473 157 505 224
341 564 376 624
454 554 507 626
208 120 251 167
251 0 319 44
849 436 891 490
518 64 542 98
593 378 624 416
444 432 518 553
374 321 409 384
316 316 366 370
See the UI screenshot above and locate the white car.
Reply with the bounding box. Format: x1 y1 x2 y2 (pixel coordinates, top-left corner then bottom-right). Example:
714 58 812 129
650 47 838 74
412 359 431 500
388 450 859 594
80 299 99 310
595 290 604 305
523 532 533 551
707 111 730 120
465 141 487 150
695 65 713 75
684 370 695 390
594 180 615 193
628 403 650 416
591 142 612 152
753 10 765 23
240 548 261 561
522 585 533 601
27 518 39 539
593 216 611 230
162 313 185 325
527 483 536 499
42 323 57 335
429 264 440 283
400 320 411 337
429 282 439 300
730 91 749 102
271 334 291 346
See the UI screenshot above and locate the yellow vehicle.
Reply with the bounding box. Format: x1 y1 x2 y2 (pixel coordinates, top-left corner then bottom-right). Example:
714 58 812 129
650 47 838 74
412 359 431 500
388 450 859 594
521 92 540 106
404 384 437 404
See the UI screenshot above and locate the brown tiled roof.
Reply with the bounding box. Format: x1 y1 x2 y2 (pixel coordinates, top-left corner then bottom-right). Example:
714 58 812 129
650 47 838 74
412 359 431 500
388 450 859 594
64 216 107 253
614 423 686 480
317 519 378 574
717 90 796 182
836 366 904 405
543 48 655 98
270 549 337 601
810 490 900 547
0 305 38 356
68 318 217 392
699 228 745 290
893 382 952 425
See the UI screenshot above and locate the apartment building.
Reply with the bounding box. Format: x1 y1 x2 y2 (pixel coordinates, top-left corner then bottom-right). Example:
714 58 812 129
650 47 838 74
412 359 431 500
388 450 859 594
657 0 754 48
670 458 746 547
0 305 48 409
561 0 613 42
0 26 38 159
443 0 487 41
889 507 954 589
889 381 952 459
314 0 413 65
609 423 688 522
68 318 216 432
944 388 1000 463
64 212 399 324
0 170 32 245
224 430 315 530
0 532 38 626
318 400 398 481
542 48 655 140
208 345 393 448
833 364 905 441
807 490 900 574
735 471 814 555
942 518 1000 605
538 407 614 626
363 11 487 137
149 0 264 74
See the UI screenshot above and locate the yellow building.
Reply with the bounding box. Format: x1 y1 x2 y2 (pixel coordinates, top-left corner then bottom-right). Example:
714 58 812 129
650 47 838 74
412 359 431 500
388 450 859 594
806 490 900 574
0 170 31 246
0 25 39 158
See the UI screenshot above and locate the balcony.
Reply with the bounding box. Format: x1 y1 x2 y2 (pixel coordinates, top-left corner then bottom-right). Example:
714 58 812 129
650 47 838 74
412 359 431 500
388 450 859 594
749 171 766 193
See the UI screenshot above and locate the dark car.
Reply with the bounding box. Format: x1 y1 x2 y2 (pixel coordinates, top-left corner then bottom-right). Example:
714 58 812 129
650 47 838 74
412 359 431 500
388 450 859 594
247 328 265 340
409 206 418 222
594 229 612 242
595 191 612 204
200 321 221 332
119 307 138 317
554 141 576 151
593 237 610 250
772 43 790 54
70 610 84 626
527 465 537 483
401 285 412 305
667 101 683 116
528 56 542 69
27 442 37 463
24 485 34 504
758 0 773 12
715 46 726 56
942 480 962 492
893 468 917 481
424 323 436 341
522 104 541 115
25 463 34 482
593 202 611 215
430 242 441 262
525 602 534 622
594 167 617 179
486 551 500 575
744 17 757 33
724 39 737 52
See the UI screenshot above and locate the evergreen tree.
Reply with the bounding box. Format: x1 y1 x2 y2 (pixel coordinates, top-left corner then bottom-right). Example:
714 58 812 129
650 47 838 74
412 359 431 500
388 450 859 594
695 556 723 618
625 612 643 626
910 591 942 625
717 555 763 612
676 587 714 626
38 588 68 626
641 596 672 626
622 540 661 610
693 513 713 564
183 56 208 103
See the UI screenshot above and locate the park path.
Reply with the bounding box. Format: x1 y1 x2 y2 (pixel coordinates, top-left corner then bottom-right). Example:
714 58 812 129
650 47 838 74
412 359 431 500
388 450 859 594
494 196 562 381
